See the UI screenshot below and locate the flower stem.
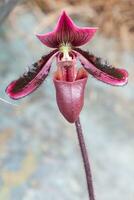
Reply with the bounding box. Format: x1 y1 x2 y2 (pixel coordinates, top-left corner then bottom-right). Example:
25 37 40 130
75 117 95 200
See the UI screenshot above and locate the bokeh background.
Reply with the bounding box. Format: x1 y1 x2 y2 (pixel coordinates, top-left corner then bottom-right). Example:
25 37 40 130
0 0 134 200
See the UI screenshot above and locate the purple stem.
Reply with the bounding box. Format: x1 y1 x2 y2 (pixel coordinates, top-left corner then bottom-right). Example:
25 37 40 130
75 117 95 200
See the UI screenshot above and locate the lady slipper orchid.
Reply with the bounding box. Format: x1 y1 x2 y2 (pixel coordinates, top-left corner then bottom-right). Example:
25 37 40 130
5 11 129 200
6 11 128 123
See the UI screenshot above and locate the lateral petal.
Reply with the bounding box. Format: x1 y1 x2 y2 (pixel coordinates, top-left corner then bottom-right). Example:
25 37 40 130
74 48 128 86
6 50 58 99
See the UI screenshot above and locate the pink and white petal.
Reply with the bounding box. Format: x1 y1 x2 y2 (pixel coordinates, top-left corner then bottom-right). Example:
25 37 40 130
74 48 128 86
6 50 58 100
36 11 98 48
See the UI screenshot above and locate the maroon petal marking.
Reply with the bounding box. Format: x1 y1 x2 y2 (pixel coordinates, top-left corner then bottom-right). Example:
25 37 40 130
36 11 97 48
6 49 58 100
74 48 128 86
53 73 88 123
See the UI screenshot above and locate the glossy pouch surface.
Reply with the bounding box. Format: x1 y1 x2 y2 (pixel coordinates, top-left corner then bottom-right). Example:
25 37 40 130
53 77 87 123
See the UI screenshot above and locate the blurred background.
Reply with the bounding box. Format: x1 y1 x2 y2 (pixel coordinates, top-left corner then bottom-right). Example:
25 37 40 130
0 0 134 200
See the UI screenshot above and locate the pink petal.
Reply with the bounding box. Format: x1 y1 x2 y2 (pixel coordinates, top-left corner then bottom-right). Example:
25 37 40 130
74 48 128 86
6 50 58 100
36 11 98 48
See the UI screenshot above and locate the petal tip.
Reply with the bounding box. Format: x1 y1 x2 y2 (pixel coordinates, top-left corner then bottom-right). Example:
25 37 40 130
92 27 98 33
6 81 20 100
36 33 44 42
60 10 67 17
59 10 71 20
36 33 44 44
56 10 75 30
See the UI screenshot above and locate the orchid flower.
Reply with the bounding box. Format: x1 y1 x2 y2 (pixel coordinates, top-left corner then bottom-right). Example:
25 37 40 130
6 11 128 122
6 11 128 199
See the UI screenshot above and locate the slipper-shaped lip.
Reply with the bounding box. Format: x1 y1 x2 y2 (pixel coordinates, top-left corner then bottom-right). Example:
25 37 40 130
53 74 88 123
